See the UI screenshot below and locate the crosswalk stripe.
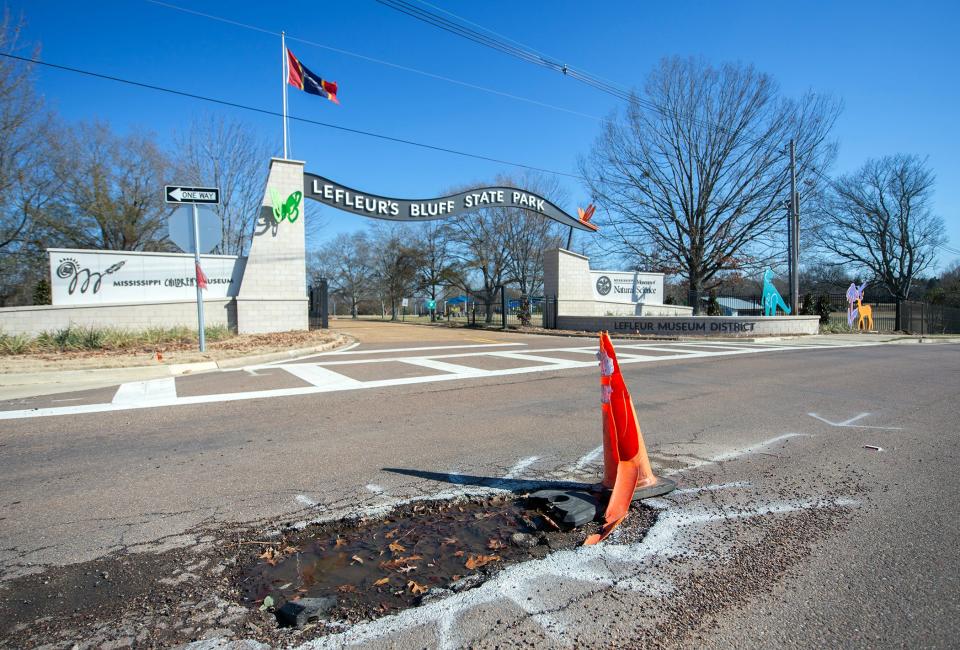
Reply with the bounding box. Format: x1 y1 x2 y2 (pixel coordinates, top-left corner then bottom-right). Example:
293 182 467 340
282 365 362 388
399 358 489 375
112 378 177 405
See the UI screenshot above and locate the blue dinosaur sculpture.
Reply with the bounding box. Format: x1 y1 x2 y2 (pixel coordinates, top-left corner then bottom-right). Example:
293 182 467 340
761 269 791 316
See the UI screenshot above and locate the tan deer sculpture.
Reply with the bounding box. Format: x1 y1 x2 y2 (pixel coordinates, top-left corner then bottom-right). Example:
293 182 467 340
855 283 873 331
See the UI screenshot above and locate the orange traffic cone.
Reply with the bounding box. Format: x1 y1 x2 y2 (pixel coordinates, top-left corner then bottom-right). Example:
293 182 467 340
585 331 674 545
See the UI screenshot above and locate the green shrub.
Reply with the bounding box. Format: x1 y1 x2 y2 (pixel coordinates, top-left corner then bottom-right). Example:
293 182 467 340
53 327 83 351
1 324 237 354
820 320 853 334
0 333 32 355
204 325 232 342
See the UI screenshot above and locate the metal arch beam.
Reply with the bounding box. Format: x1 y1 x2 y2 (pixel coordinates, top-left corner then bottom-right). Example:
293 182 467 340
302 172 598 232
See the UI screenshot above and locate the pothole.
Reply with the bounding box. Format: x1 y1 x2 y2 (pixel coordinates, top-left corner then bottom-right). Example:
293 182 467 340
235 493 657 629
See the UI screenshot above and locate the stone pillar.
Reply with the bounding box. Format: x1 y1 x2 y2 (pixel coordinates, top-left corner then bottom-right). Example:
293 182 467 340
543 248 596 316
236 158 309 334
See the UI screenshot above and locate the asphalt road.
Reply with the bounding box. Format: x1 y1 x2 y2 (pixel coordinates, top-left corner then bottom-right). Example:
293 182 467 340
0 322 957 648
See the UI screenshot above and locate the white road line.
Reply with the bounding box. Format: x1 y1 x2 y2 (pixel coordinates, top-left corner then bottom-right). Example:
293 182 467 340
487 351 586 367
399 358 489 375
672 481 752 495
282 365 362 388
111 378 177 405
573 445 604 470
303 342 525 356
668 342 759 350
0 342 884 420
503 456 540 478
808 412 903 430
663 433 813 476
616 345 706 354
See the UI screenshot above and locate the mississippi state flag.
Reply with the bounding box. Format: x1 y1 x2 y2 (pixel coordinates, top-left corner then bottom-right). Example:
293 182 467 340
287 49 339 104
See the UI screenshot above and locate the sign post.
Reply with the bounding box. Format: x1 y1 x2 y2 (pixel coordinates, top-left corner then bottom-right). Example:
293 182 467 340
191 203 207 352
166 185 221 352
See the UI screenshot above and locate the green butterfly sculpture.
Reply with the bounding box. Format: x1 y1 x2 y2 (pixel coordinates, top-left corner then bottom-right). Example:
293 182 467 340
270 189 303 224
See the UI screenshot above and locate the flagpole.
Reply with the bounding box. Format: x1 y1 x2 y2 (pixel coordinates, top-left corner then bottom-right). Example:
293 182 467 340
281 30 288 159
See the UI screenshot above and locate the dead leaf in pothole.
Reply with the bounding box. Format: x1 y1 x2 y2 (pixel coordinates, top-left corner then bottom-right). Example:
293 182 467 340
384 529 399 539
465 554 501 570
407 580 428 595
259 547 279 565
487 538 506 550
453 550 464 557
334 537 347 547
336 584 358 593
388 541 406 554
441 537 458 545
380 555 423 571
374 577 390 587
282 545 299 555
397 565 417 574
279 582 292 590
351 555 364 565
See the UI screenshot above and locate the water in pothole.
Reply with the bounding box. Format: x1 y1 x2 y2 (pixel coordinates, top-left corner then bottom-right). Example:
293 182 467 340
238 494 604 624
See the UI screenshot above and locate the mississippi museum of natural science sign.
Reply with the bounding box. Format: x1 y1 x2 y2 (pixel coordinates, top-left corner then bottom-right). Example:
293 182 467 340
302 173 599 232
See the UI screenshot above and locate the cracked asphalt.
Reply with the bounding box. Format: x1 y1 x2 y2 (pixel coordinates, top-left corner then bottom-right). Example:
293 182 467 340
0 322 958 648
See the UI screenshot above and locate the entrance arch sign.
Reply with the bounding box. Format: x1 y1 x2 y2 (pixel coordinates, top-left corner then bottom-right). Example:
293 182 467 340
303 172 597 231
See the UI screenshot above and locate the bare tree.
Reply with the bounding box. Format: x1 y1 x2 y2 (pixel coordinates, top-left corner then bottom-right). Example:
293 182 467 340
415 221 454 321
173 115 269 256
312 231 374 319
45 121 173 251
501 173 566 298
580 57 839 312
0 14 51 252
813 154 946 311
369 224 423 320
0 14 58 304
448 203 512 323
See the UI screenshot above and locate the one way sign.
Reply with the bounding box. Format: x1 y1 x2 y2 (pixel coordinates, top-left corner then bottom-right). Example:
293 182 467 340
165 185 220 204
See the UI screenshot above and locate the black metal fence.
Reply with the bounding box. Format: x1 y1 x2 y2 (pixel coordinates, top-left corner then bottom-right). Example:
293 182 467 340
307 280 328 329
539 288 960 334
446 296 545 328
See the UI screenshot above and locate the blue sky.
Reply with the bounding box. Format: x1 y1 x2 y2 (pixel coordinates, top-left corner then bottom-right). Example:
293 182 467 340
9 0 960 270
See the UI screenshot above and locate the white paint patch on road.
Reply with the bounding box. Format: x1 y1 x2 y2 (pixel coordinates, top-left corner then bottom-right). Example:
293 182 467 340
663 433 813 476
503 456 540 479
294 494 859 650
808 412 903 430
111 377 177 405
672 481 752 495
573 445 604 470
364 484 384 494
295 495 317 507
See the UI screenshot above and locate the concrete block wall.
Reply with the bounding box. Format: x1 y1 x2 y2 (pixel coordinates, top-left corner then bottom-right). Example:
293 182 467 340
556 315 821 337
543 249 691 317
237 158 309 334
0 299 234 336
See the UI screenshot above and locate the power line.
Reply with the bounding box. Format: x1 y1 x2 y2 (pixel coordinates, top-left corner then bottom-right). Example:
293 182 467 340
143 0 610 125
374 0 783 146
0 51 584 180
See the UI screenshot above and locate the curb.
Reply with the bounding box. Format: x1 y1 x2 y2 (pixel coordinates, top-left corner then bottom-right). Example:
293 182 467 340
0 334 355 388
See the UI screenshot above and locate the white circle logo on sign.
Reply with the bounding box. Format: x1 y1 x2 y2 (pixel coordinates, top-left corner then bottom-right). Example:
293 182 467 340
596 276 612 296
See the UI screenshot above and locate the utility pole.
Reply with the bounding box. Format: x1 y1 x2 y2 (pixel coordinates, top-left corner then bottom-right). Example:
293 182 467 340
788 139 800 313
